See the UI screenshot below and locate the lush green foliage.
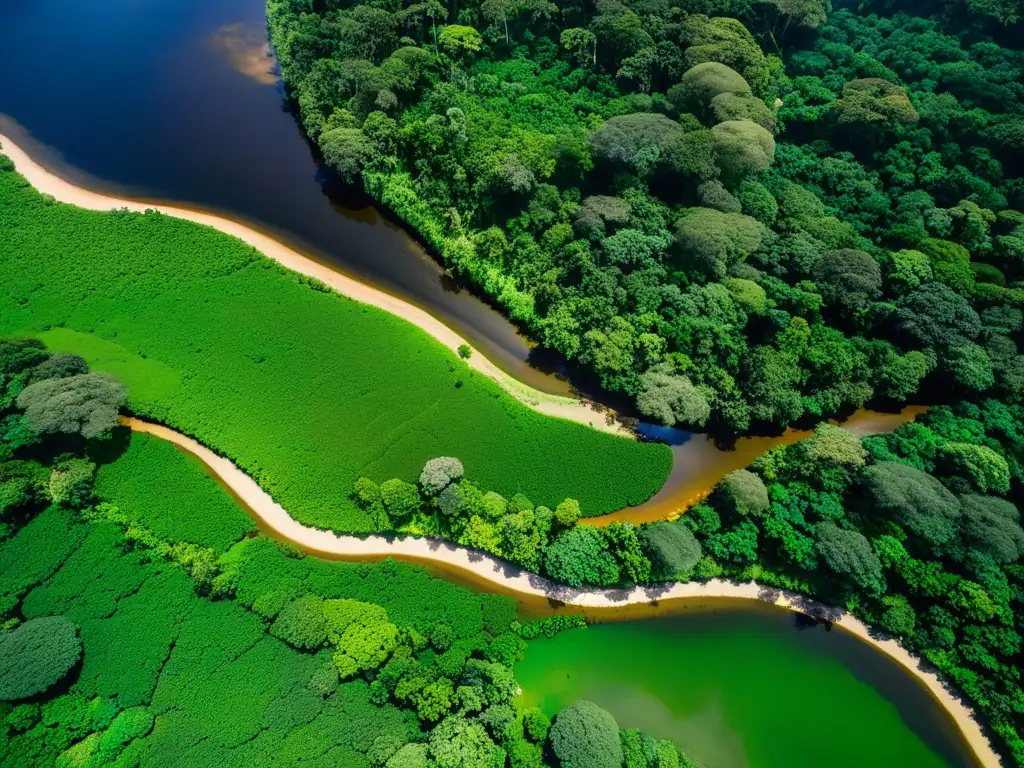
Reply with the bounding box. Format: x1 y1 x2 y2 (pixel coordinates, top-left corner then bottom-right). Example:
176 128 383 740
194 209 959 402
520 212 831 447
357 463 668 584
638 522 702 580
0 163 670 532
268 0 1024 436
0 617 82 700
5 342 690 768
516 614 587 641
548 700 622 768
17 373 125 440
0 393 545 766
358 459 576 568
92 431 256 552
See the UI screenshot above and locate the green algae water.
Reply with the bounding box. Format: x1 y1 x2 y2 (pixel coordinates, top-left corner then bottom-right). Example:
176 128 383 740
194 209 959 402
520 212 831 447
516 604 977 768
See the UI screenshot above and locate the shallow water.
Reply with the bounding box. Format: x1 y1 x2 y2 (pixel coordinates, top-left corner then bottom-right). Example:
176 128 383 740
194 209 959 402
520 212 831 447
585 405 928 525
516 607 980 768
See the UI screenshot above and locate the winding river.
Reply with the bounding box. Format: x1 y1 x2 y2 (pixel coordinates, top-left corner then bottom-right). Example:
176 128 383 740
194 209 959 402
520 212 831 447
120 416 993 768
0 0 992 765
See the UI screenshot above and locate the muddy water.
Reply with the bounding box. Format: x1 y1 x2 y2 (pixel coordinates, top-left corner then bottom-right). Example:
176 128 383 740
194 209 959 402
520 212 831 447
585 405 929 526
200 407 929 619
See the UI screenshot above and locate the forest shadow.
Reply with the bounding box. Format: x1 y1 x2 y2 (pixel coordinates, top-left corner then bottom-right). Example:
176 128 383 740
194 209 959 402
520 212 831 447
85 424 133 468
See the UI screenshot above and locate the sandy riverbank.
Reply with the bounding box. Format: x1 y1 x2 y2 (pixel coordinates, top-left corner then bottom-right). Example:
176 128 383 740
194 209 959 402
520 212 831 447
124 415 1003 768
0 134 626 436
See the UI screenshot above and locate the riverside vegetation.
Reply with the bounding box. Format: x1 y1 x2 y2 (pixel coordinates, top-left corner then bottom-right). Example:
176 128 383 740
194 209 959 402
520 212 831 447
357 403 1024 763
268 0 1024 436
3 0 1024 760
0 339 693 767
264 1 1024 752
3 116 1023 768
0 150 670 533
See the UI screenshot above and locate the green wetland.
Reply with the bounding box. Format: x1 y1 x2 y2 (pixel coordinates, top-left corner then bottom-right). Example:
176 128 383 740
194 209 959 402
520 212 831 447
517 611 977 768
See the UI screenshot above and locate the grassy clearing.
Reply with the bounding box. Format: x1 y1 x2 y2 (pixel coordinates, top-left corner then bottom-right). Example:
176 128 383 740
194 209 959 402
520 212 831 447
0 156 670 529
1 438 518 766
92 430 256 553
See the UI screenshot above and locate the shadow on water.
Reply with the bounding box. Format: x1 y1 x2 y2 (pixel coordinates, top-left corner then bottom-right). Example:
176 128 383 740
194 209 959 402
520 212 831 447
635 422 694 447
801 612 978 767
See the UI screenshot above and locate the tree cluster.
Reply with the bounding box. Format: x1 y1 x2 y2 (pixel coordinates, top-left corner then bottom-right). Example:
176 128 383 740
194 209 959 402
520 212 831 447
675 403 1024 763
269 0 1024 435
356 457 707 588
0 339 123 527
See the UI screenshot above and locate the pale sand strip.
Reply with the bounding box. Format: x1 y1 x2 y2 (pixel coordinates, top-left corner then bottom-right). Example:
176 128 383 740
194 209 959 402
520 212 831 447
0 135 625 436
124 415 1002 768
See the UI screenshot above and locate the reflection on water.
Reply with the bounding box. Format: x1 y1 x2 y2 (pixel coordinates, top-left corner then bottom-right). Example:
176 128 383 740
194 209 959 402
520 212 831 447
208 22 277 85
634 422 693 446
587 685 746 768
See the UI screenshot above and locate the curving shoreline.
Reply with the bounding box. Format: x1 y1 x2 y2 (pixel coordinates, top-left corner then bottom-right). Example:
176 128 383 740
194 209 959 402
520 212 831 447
123 415 1002 768
0 134 627 436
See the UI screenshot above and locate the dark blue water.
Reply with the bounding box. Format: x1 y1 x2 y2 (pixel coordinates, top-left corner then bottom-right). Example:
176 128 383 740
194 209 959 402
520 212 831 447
635 422 693 446
0 0 570 393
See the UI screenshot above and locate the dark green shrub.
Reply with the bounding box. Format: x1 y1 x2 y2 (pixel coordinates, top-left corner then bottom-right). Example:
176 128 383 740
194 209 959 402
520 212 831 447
270 595 328 650
548 700 622 768
971 262 1006 286
0 616 81 700
639 523 702 579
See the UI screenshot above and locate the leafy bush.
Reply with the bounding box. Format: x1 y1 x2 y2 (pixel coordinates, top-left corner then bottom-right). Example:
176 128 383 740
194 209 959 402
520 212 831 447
544 528 619 588
17 373 125 439
0 616 82 700
548 700 623 768
270 595 329 651
639 523 702 580
420 457 465 496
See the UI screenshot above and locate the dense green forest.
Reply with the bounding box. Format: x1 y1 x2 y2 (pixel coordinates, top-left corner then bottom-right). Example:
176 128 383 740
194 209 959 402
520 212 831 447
677 404 1024 765
0 151 670 531
6 0 1024 758
268 0 1024 434
0 339 691 767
